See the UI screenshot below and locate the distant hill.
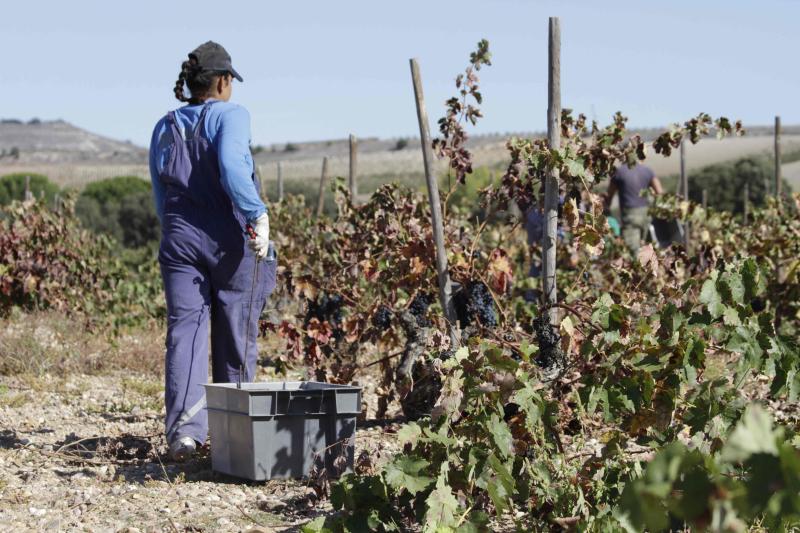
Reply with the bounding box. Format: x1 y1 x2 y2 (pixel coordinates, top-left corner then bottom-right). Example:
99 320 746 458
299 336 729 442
0 119 147 165
1 117 798 190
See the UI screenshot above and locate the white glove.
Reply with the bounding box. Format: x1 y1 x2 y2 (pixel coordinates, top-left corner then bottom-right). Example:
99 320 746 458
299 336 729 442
247 213 270 259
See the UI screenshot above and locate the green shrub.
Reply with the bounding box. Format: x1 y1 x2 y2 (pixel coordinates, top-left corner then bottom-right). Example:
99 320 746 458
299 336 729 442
75 176 159 248
81 175 150 205
119 191 160 247
443 165 497 219
76 195 122 241
683 156 793 214
0 173 60 205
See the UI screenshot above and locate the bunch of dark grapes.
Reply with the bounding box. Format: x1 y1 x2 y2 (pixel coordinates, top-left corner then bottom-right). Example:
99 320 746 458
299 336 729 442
408 293 433 328
372 305 392 331
453 281 497 328
533 313 564 377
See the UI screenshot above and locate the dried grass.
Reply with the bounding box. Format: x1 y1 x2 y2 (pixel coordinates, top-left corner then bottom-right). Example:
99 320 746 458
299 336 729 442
0 310 164 377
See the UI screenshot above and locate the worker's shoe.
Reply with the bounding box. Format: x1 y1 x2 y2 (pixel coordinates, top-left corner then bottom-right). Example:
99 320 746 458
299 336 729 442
169 435 196 462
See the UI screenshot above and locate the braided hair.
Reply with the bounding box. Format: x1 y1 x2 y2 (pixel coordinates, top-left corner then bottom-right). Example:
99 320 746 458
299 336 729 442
173 58 224 104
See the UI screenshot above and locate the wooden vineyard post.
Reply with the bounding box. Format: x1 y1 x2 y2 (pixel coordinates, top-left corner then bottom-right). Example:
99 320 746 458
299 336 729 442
409 57 458 327
774 116 784 282
542 17 561 326
24 175 32 201
679 140 691 251
700 188 708 270
277 161 284 203
349 134 358 201
679 140 687 198
255 165 267 203
316 156 329 218
775 115 782 199
743 182 750 225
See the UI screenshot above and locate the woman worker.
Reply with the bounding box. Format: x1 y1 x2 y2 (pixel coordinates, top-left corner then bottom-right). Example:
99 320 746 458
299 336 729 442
149 41 275 461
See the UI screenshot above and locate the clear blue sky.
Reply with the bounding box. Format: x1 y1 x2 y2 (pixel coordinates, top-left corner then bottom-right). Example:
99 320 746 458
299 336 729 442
2 0 797 147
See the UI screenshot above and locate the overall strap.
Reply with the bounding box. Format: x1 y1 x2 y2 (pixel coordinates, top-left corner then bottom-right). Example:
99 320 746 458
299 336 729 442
192 102 214 140
166 111 185 141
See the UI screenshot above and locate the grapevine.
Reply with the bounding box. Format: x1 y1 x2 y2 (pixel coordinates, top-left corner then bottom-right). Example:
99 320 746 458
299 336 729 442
278 40 800 532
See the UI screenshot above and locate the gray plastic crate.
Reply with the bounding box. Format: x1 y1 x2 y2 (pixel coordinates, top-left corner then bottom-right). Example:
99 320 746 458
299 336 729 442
203 381 361 481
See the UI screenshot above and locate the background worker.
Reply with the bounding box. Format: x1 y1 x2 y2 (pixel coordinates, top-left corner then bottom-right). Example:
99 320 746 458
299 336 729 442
524 202 545 302
604 162 663 254
149 41 276 461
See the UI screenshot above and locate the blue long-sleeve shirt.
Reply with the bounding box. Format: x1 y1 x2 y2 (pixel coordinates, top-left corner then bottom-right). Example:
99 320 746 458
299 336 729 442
148 99 266 223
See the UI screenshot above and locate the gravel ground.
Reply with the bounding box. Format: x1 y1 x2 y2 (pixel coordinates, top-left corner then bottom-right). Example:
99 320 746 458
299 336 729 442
0 372 401 532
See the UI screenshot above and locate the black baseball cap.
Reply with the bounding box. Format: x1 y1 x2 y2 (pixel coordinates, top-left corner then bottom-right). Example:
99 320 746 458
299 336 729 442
188 41 243 82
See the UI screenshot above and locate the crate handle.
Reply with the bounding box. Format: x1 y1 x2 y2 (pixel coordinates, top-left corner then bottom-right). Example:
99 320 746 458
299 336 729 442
289 393 318 400
286 391 325 414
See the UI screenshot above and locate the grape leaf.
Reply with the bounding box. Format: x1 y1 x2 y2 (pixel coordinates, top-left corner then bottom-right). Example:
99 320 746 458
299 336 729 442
487 414 514 458
396 422 422 447
301 516 333 533
699 275 725 319
722 405 778 462
637 243 658 277
424 478 460 532
383 456 434 496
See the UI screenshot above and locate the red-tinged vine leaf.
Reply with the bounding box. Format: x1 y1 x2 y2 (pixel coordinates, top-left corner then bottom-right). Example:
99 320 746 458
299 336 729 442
343 315 363 343
400 239 429 261
427 330 452 352
432 40 491 186
277 321 304 359
306 318 333 345
487 248 513 294
259 320 277 334
637 243 659 277
305 340 324 367
405 217 424 239
408 256 427 279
